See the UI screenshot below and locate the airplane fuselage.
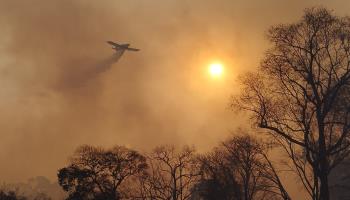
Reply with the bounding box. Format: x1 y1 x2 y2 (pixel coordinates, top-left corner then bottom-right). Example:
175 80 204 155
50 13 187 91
112 44 130 50
107 41 140 52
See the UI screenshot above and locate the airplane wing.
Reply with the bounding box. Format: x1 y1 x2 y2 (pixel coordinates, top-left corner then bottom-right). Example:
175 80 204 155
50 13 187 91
126 47 140 51
107 41 118 46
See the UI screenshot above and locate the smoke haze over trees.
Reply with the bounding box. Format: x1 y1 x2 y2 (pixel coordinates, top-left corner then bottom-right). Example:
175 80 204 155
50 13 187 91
0 0 349 185
1 0 350 200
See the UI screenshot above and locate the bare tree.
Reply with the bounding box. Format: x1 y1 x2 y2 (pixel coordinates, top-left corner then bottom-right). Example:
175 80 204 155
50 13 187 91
233 7 350 200
57 145 147 200
228 135 288 200
223 135 272 200
138 145 200 200
195 134 290 200
195 148 242 200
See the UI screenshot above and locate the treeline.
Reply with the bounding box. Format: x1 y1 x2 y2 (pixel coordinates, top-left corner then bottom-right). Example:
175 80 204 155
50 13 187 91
0 191 50 200
0 176 65 200
57 134 290 200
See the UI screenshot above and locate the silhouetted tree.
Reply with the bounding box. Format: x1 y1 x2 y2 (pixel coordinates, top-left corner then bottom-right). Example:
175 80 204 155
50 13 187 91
233 7 350 200
194 149 242 200
196 134 290 200
138 145 200 200
0 190 27 200
57 145 147 200
5 177 63 200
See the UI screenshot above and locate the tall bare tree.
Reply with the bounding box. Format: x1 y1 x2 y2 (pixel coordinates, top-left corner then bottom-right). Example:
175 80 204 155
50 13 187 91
138 145 200 200
57 145 147 200
233 7 350 200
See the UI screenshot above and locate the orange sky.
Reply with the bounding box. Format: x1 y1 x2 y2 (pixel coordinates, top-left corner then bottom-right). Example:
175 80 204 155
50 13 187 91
0 1 350 198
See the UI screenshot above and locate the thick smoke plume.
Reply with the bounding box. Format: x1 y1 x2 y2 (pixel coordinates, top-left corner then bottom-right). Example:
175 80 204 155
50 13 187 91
0 0 348 190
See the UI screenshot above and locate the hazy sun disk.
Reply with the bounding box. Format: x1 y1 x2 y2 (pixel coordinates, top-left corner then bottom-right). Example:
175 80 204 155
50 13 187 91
209 63 224 77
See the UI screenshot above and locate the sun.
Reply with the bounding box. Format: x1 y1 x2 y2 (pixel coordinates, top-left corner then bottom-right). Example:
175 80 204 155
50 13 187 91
208 62 224 77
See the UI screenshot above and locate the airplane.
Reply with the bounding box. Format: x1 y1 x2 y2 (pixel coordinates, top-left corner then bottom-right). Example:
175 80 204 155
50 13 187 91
107 41 140 54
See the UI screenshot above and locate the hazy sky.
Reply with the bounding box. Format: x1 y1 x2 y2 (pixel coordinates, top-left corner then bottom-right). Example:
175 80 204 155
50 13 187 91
0 0 350 190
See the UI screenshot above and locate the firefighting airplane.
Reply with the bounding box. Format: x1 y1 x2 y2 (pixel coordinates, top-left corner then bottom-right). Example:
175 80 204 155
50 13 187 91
107 41 140 55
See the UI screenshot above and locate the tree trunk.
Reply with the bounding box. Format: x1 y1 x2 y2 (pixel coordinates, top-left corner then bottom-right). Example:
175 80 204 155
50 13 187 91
319 168 329 200
173 170 177 200
318 122 330 200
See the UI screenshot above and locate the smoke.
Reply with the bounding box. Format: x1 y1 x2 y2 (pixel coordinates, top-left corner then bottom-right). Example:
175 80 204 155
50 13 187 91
0 1 349 193
56 53 122 89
